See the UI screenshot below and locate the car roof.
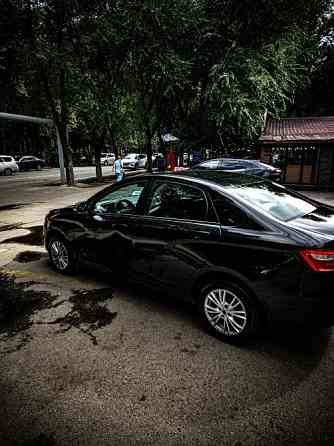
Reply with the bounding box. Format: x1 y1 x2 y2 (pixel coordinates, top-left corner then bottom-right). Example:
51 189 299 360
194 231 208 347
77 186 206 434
199 158 257 163
129 170 262 188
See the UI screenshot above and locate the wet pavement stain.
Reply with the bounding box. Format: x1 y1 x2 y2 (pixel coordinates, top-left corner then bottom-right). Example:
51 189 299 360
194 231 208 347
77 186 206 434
0 223 22 233
0 272 56 353
0 273 117 352
0 204 26 212
20 433 56 446
46 288 117 345
2 225 44 246
14 251 44 263
180 347 198 355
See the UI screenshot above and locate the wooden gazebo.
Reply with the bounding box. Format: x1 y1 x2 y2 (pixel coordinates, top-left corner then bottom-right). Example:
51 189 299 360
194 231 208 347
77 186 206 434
259 114 334 186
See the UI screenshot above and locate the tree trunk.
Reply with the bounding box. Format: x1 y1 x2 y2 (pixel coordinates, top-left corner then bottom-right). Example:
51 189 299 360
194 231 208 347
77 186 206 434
109 126 118 157
145 132 153 172
65 150 75 186
41 71 75 186
94 129 107 180
95 146 103 180
58 123 75 186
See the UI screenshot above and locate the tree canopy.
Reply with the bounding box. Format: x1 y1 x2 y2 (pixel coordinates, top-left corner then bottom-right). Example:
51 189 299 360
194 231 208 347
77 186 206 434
0 0 333 182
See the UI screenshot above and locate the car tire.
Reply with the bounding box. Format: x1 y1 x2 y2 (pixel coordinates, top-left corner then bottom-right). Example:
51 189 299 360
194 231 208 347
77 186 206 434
4 168 13 176
36 164 42 171
104 161 108 166
197 281 261 343
48 234 77 275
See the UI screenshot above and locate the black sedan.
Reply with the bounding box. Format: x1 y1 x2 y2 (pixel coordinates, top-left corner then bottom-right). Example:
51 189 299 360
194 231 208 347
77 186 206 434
192 158 282 181
44 171 334 342
17 156 46 171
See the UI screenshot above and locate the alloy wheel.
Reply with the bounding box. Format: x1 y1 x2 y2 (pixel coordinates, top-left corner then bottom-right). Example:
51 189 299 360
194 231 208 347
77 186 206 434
50 239 69 271
204 288 247 336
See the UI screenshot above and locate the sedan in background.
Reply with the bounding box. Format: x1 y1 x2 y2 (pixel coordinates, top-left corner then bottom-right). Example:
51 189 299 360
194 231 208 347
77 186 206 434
192 158 282 181
123 153 147 170
0 155 19 175
17 156 46 171
44 171 334 343
101 153 115 166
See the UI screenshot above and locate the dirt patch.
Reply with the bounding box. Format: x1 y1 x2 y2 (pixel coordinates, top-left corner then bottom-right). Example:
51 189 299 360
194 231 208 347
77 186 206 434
2 225 44 246
14 251 43 263
48 288 117 345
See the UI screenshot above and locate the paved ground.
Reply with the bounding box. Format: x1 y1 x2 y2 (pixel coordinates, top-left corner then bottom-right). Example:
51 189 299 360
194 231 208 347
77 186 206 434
0 165 115 188
1 180 334 445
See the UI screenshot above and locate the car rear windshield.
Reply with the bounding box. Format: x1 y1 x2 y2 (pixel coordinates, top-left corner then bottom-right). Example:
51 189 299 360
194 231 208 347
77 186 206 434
226 182 317 222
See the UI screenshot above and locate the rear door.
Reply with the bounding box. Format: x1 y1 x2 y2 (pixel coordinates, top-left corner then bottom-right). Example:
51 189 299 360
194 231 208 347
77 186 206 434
131 179 221 295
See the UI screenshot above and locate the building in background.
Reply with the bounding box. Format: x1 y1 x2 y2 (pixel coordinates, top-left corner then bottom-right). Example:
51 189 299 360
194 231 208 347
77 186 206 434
260 114 334 187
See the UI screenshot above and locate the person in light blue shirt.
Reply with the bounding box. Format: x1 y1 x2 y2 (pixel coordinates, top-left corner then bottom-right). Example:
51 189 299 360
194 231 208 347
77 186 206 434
114 155 124 182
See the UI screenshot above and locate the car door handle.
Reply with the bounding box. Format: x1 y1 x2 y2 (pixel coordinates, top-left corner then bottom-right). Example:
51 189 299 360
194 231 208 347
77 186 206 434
93 214 105 222
166 224 210 238
166 224 189 233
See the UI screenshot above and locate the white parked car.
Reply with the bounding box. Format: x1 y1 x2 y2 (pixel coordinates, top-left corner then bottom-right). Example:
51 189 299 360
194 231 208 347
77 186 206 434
100 153 115 166
123 153 147 170
0 155 19 176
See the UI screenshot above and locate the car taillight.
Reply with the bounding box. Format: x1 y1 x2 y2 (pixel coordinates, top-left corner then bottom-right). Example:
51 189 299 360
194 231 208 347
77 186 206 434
300 249 334 272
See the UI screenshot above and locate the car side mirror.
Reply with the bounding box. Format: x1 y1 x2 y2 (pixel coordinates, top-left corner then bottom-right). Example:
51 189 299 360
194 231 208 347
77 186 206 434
76 201 88 213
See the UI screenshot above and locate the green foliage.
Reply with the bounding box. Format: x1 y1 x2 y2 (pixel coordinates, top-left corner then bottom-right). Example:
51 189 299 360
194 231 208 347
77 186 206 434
209 33 307 143
1 0 334 162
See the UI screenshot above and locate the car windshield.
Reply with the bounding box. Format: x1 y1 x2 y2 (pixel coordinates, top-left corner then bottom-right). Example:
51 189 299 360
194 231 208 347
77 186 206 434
226 182 317 222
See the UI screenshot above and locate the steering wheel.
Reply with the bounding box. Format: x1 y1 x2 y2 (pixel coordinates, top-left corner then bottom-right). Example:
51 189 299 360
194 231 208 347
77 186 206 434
116 199 135 212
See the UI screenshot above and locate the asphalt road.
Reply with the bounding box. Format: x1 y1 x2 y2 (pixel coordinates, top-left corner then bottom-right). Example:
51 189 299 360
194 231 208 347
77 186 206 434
0 165 114 189
1 173 334 445
0 233 334 445
0 166 143 209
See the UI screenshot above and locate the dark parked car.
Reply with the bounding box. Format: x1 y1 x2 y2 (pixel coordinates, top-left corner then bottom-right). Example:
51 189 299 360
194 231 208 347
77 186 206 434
192 158 282 181
17 156 46 171
44 171 334 342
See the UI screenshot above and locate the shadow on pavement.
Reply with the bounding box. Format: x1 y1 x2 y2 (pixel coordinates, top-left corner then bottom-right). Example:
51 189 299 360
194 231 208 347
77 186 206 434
1 225 44 246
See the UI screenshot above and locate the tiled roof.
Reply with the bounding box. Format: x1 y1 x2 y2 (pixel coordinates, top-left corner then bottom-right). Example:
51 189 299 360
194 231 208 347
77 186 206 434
260 114 334 144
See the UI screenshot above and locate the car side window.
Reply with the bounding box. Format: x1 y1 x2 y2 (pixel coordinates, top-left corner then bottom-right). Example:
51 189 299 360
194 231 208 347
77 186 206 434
147 182 208 221
222 160 244 170
210 191 263 230
93 182 147 215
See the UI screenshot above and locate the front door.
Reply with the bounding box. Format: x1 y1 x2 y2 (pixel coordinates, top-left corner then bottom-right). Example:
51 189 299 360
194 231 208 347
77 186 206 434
80 180 148 270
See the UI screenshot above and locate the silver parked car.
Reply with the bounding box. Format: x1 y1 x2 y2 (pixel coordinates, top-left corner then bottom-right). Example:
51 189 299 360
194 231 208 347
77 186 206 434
123 153 147 170
101 153 115 166
0 155 19 176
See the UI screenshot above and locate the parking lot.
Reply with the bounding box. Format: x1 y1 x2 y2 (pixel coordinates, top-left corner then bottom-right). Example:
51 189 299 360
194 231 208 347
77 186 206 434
1 174 334 445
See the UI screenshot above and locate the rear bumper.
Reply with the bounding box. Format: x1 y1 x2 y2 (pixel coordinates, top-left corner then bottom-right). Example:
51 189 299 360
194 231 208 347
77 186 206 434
264 271 334 328
300 272 334 326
